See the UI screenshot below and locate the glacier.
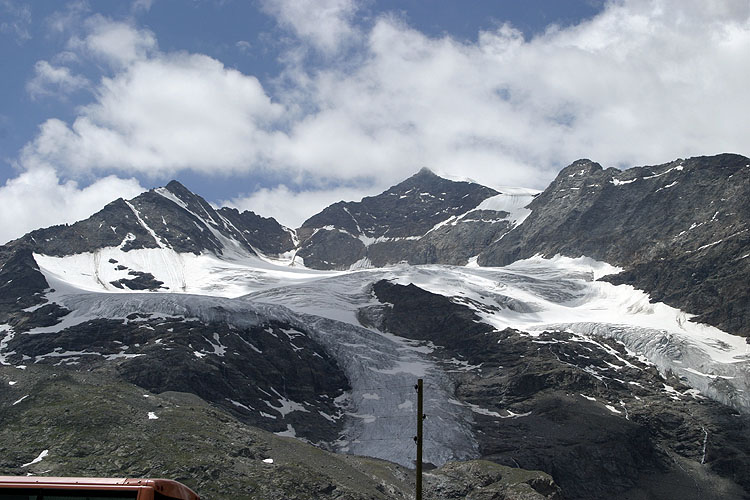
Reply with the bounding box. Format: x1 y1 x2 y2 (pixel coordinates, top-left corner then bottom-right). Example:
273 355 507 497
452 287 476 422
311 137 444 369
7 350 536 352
5 249 749 468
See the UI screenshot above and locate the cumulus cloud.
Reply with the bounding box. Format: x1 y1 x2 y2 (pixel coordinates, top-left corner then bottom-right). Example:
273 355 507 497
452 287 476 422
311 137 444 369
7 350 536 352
266 0 750 189
261 0 359 54
23 1 750 185
26 60 89 99
22 52 284 176
68 15 157 67
0 168 145 245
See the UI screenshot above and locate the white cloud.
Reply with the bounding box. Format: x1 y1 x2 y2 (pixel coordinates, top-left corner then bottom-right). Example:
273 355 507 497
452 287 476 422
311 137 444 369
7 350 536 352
22 1 750 188
0 168 145 245
261 0 359 54
236 40 252 53
267 0 749 190
21 52 284 176
26 60 89 99
68 15 157 67
45 0 90 35
131 0 154 14
224 184 379 229
0 0 31 43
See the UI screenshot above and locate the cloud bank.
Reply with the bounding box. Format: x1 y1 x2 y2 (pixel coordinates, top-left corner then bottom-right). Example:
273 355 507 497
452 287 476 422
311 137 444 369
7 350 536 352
2 0 749 241
0 169 145 244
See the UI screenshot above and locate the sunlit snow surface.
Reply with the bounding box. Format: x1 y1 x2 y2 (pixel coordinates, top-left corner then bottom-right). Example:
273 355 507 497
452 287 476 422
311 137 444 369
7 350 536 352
474 186 539 226
18 251 750 466
34 249 336 297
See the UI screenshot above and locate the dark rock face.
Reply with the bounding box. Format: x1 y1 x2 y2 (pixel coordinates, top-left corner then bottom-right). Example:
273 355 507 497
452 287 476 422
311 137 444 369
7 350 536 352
366 210 514 267
3 180 294 259
109 271 165 290
3 312 349 444
127 188 226 255
296 168 501 268
479 154 750 336
16 198 162 256
0 247 69 331
425 460 562 500
0 248 49 310
362 280 750 500
295 227 366 270
149 181 294 255
300 168 499 239
217 206 296 256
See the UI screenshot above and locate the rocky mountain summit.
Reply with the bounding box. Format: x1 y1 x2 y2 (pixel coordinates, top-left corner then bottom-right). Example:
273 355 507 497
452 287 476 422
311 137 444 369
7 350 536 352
1 153 748 499
295 167 518 269
2 178 294 261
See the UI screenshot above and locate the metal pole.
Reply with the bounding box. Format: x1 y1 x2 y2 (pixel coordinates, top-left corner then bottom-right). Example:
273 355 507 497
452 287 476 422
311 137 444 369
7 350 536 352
416 378 423 500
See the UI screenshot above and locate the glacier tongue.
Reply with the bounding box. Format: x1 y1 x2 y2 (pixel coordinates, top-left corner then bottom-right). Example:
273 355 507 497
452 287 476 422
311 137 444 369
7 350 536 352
37 275 479 468
244 272 479 466
288 314 478 467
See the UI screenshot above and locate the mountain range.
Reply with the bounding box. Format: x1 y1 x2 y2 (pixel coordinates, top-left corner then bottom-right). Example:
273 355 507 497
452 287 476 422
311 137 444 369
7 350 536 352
1 153 748 499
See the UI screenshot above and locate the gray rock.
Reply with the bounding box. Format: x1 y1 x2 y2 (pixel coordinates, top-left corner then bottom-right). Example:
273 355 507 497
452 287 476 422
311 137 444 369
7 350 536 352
296 167 500 269
479 154 750 337
1 180 294 260
364 279 750 500
3 311 349 444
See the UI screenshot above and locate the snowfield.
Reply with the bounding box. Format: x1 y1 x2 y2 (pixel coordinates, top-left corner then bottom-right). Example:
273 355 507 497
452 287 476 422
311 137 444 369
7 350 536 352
34 247 337 297
9 249 750 466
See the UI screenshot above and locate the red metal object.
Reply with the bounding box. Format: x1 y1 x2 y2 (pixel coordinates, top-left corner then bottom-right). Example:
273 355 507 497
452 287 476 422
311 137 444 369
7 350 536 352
0 476 200 500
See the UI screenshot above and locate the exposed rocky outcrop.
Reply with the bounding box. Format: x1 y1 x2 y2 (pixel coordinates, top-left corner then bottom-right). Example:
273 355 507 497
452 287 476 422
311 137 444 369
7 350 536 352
362 280 750 500
109 270 165 290
217 206 296 256
0 247 68 332
3 311 349 444
425 460 562 500
479 154 750 336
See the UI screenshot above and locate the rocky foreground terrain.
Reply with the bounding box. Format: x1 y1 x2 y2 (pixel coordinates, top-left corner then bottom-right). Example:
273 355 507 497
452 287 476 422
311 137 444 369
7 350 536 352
0 365 560 499
1 153 748 499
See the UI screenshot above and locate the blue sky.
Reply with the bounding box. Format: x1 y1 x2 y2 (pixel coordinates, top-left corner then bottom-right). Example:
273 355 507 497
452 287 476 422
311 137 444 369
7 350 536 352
0 0 748 243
